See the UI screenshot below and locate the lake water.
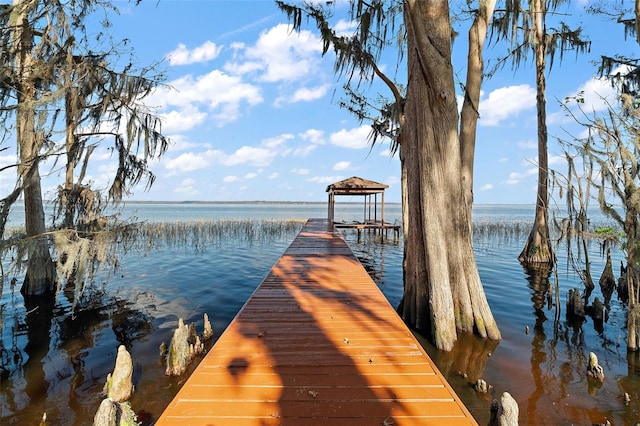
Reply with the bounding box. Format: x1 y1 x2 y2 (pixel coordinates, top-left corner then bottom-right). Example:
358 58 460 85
1 202 638 425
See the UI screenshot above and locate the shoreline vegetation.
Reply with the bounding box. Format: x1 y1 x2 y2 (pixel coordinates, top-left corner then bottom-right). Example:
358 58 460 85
29 199 538 206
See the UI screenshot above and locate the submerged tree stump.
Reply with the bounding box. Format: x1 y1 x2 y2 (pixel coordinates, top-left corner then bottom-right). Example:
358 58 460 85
164 314 212 376
165 318 190 376
104 345 134 403
567 288 585 317
473 378 490 393
93 398 138 426
587 352 605 382
490 391 519 426
203 313 213 341
93 399 118 426
599 249 616 294
618 273 629 302
591 297 604 322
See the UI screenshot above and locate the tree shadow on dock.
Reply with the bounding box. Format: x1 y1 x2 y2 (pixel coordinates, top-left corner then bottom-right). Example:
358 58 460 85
212 219 472 424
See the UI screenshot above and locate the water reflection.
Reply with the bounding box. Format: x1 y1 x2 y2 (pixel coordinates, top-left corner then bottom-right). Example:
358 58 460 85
0 285 155 424
4 208 640 425
428 332 500 383
21 294 55 422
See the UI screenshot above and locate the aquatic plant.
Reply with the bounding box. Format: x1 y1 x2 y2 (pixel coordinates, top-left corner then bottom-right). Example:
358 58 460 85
137 218 306 251
0 218 306 309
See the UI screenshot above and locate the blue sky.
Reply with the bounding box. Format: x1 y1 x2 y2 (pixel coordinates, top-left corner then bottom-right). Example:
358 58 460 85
1 0 634 204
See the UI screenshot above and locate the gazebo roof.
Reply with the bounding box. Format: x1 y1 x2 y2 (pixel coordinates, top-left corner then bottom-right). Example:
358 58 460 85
326 176 389 196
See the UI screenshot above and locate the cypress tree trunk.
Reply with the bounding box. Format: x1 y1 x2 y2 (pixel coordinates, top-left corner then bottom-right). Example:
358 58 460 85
399 0 500 351
460 0 497 224
519 0 554 267
626 203 639 351
12 0 56 296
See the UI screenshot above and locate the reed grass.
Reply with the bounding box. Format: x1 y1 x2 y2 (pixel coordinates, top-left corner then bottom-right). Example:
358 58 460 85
136 218 307 251
472 221 531 241
0 219 307 303
472 219 620 243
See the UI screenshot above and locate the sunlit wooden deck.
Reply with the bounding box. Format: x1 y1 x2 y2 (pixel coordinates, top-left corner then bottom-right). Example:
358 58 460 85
156 218 477 425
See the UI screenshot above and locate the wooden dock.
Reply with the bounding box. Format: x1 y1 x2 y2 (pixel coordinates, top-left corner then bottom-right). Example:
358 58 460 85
156 218 477 425
333 220 401 240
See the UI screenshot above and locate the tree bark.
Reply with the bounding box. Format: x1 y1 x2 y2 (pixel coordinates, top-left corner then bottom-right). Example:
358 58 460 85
399 0 500 351
12 0 56 296
636 0 640 45
625 202 639 350
460 0 497 224
519 0 554 267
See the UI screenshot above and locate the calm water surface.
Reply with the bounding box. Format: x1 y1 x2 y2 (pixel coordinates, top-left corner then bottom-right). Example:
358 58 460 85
1 203 638 425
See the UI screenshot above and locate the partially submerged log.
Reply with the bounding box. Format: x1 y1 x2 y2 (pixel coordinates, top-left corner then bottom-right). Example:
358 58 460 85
490 392 519 426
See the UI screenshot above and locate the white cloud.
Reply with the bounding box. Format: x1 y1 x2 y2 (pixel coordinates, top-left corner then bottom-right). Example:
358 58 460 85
333 161 350 171
149 70 263 127
164 152 210 172
275 84 331 106
165 134 201 152
167 41 223 66
549 154 566 166
223 175 240 183
217 14 278 41
0 154 16 170
244 172 258 179
517 139 537 150
269 172 279 180
263 134 294 149
225 24 323 83
480 85 536 126
164 143 278 173
333 19 357 37
299 129 325 145
291 144 318 157
329 125 370 149
550 73 621 125
506 168 537 185
309 175 343 184
571 76 617 112
291 168 310 175
161 106 208 133
479 184 493 191
174 178 199 196
221 146 277 167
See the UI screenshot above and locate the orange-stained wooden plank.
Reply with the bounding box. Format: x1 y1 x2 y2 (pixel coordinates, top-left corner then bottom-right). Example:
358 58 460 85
161 399 467 419
156 218 477 425
158 417 473 426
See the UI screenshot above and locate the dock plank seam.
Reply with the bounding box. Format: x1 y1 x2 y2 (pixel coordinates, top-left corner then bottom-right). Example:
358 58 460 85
156 218 477 425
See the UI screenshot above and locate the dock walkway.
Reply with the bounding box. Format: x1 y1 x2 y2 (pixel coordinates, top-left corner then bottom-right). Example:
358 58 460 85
156 218 477 425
